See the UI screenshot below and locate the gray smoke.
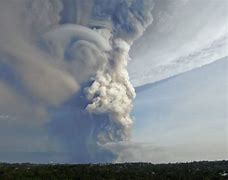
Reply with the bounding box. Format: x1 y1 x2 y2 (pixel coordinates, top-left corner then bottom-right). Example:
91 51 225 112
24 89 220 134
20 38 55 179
0 0 154 163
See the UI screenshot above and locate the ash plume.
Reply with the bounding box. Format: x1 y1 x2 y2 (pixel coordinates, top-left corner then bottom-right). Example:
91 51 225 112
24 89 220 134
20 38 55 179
0 0 154 163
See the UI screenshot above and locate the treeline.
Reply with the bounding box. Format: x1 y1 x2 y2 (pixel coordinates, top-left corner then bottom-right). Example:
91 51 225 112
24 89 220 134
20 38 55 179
0 160 227 179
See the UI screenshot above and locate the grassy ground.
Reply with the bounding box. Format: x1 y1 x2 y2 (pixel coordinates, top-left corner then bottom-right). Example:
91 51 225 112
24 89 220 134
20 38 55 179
0 161 227 180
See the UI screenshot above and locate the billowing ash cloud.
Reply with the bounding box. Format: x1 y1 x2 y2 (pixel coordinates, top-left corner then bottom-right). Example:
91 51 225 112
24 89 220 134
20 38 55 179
0 0 153 163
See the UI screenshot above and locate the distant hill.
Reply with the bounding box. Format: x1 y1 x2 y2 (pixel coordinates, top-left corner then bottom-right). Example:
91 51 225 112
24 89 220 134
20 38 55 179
0 161 227 179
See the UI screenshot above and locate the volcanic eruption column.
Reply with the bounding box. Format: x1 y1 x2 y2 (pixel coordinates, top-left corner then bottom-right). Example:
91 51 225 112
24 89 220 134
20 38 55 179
39 0 154 162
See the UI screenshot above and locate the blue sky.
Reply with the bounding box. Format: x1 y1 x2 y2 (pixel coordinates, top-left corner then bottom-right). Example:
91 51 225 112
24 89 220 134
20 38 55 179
130 57 227 163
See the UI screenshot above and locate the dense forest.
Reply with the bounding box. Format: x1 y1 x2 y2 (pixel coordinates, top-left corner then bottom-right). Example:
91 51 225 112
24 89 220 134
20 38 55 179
0 161 227 179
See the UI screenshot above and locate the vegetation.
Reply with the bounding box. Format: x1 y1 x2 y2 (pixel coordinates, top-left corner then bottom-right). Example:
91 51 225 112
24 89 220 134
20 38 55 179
0 161 227 180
